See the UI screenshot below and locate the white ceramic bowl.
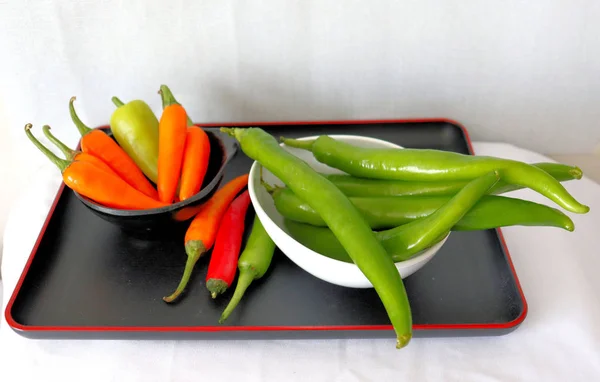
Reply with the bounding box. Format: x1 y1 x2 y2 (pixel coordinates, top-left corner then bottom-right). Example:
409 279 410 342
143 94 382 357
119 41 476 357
248 134 449 288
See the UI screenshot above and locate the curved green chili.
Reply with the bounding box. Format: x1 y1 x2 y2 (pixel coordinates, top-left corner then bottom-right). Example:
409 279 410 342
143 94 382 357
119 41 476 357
219 215 277 324
222 127 413 349
269 186 575 231
379 170 500 258
284 219 354 263
284 170 501 263
323 162 582 197
281 136 589 214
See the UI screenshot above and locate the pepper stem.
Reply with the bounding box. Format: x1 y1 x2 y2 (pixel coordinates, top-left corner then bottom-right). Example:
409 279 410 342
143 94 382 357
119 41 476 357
220 127 249 145
220 127 235 137
279 137 315 150
43 125 77 161
111 96 125 107
261 179 280 195
219 270 255 324
69 96 92 136
206 279 229 299
158 85 194 126
163 240 206 303
25 124 70 173
159 84 180 107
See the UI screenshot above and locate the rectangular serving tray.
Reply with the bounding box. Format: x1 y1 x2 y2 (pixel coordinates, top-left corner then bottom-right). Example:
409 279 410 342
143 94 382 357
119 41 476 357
5 119 527 340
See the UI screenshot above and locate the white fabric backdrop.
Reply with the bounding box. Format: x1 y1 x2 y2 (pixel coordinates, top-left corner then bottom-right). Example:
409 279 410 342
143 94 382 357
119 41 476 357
1 0 600 251
2 1 600 379
1 0 600 156
1 142 599 381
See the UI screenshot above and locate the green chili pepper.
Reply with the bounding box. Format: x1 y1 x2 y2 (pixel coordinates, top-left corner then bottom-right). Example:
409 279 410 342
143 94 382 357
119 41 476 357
269 187 575 231
323 162 582 197
221 126 413 349
284 171 501 263
281 136 590 214
109 96 160 182
219 215 277 324
283 219 354 263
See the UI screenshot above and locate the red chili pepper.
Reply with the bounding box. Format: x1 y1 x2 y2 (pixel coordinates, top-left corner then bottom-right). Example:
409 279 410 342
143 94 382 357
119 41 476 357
163 174 249 303
206 190 252 298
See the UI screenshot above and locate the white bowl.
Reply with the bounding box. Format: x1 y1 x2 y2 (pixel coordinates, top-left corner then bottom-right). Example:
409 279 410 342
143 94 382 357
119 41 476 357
247 134 449 289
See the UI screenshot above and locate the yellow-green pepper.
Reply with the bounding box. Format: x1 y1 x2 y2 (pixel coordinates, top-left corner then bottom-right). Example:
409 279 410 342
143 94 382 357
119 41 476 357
109 97 160 183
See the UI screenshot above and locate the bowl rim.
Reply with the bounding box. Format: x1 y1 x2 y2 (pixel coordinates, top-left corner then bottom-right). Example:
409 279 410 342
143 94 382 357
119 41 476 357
248 133 451 271
74 128 239 216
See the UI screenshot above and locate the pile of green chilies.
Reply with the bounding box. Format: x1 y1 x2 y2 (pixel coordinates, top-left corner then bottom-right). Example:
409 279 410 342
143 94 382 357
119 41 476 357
221 128 589 350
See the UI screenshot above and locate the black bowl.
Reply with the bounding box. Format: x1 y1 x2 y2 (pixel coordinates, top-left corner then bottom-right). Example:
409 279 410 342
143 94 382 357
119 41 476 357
74 127 239 234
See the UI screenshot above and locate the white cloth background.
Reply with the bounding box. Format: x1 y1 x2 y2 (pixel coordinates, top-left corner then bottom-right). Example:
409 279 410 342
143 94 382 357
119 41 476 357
1 142 599 381
1 0 600 155
2 0 600 261
2 1 600 380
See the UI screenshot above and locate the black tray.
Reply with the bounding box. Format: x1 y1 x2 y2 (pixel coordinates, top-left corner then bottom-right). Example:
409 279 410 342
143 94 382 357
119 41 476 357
5 119 527 340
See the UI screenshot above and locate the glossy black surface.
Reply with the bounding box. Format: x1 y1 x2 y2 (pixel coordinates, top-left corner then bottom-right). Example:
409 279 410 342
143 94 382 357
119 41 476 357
75 128 239 232
7 121 526 340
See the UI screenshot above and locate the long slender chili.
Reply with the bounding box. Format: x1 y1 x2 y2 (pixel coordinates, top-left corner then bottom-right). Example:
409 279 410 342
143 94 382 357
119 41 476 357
280 136 589 214
269 186 575 231
222 127 413 349
69 97 159 199
376 171 499 259
163 174 249 303
157 85 188 203
25 124 167 210
219 215 276 324
322 162 582 197
283 172 502 263
156 85 211 201
206 190 252 298
179 126 211 200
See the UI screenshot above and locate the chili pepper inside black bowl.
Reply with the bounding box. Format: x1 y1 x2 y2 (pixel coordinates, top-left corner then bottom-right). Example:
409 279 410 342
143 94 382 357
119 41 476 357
74 126 239 234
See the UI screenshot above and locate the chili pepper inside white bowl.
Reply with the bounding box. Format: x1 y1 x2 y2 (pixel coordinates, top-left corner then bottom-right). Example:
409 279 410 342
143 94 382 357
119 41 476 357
247 134 449 289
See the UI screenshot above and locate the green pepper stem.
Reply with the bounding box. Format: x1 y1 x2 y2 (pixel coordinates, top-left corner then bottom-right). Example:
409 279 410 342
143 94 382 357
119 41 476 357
158 85 194 126
25 124 70 173
159 84 180 107
261 179 279 194
219 270 255 324
220 127 235 137
163 240 206 303
280 137 315 150
69 96 92 136
111 96 125 107
42 125 76 160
